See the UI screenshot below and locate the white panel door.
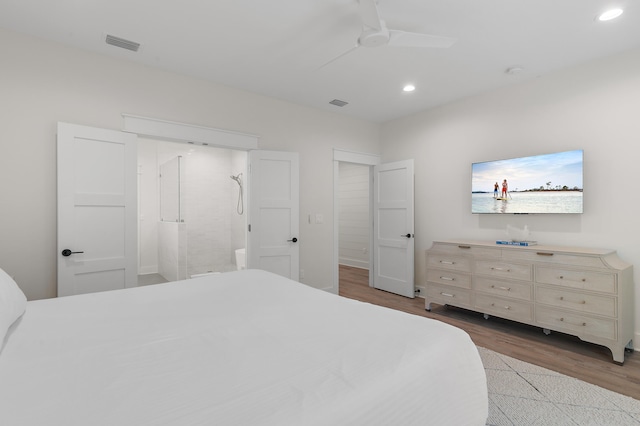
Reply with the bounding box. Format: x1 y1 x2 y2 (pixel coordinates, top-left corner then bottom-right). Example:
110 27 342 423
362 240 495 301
57 123 137 296
373 159 415 298
248 150 299 280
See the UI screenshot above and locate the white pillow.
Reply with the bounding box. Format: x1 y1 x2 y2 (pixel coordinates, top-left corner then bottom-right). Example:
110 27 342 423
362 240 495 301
0 267 27 351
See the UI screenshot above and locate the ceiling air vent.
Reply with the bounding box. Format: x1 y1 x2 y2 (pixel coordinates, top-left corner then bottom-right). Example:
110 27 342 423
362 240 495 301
329 99 348 107
105 34 140 52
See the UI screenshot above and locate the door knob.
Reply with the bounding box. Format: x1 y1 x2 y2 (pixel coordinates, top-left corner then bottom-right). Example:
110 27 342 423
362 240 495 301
287 237 298 243
401 234 413 238
61 249 84 257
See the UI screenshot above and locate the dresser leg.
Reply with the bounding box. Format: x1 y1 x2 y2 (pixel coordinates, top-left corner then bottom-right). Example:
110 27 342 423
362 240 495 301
612 346 625 365
543 328 551 335
483 313 490 320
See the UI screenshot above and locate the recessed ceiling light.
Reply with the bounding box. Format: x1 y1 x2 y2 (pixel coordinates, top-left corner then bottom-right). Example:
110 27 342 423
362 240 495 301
598 8 623 21
403 84 416 92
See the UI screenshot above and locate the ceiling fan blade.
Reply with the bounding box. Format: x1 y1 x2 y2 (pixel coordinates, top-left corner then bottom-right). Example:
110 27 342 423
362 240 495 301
317 43 360 70
388 30 456 48
358 0 382 30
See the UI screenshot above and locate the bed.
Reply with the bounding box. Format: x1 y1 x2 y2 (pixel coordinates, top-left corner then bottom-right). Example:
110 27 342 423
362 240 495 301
0 268 487 425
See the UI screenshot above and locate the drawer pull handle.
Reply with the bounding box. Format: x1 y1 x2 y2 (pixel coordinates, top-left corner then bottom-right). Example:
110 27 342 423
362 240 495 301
560 317 587 327
440 276 455 281
440 260 455 265
536 252 554 256
458 245 471 249
559 296 586 304
559 275 588 283
490 285 511 291
491 303 511 310
440 292 455 298
491 267 511 272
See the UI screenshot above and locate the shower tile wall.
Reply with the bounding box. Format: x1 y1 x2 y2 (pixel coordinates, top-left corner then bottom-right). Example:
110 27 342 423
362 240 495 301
184 149 233 275
230 150 246 263
158 222 187 281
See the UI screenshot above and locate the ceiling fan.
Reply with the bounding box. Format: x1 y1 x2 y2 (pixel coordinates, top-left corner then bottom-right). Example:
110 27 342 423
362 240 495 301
320 0 456 68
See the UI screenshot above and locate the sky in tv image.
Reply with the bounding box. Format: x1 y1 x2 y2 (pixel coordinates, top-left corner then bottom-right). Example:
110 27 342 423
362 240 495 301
471 150 583 193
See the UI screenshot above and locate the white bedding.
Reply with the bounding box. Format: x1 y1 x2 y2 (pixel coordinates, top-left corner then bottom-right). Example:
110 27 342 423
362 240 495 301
0 269 487 425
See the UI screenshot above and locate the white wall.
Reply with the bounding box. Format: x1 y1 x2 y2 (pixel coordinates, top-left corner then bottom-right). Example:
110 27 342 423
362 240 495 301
381 48 640 338
338 162 370 269
0 28 380 300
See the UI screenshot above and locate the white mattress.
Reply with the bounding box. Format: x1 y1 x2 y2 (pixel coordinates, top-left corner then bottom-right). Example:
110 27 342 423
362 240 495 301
0 269 487 425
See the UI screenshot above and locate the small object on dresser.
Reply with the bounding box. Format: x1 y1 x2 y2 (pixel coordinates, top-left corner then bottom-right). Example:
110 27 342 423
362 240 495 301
496 240 537 246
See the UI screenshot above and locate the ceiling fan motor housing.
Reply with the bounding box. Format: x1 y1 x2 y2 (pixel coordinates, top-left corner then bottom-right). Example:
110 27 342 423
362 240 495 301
358 27 390 47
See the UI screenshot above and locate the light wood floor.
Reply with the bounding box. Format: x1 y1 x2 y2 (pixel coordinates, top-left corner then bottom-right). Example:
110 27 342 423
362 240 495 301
338 265 640 400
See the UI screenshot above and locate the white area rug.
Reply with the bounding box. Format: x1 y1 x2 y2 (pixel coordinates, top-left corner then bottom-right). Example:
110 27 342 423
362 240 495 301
479 347 640 425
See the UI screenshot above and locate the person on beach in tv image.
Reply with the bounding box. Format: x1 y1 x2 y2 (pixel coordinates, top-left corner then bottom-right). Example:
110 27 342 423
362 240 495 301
501 179 508 198
494 182 499 198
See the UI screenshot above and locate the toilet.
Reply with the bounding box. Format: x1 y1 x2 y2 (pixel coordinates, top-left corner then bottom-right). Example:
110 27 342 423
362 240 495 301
235 248 246 270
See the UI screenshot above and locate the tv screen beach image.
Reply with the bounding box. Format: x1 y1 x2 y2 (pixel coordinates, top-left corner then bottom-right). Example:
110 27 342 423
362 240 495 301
471 150 583 214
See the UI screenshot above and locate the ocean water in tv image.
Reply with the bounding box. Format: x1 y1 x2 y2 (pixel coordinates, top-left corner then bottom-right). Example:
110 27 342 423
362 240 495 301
472 192 583 214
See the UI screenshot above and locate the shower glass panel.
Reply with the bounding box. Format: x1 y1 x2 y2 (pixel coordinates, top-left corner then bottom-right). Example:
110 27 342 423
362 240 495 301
158 156 187 281
160 156 184 222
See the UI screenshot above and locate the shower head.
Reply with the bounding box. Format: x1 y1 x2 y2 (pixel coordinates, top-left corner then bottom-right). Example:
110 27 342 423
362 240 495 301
230 173 242 185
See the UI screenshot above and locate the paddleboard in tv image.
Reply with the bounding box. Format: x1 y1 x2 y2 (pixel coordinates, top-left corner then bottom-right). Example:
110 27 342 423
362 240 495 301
471 150 583 214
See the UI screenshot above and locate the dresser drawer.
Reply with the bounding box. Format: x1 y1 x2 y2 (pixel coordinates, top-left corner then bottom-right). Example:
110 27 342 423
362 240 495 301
426 283 472 309
536 286 616 317
475 294 533 322
536 267 616 294
426 268 471 289
474 260 532 281
427 254 471 273
430 242 500 259
502 249 608 269
536 306 617 341
475 276 533 301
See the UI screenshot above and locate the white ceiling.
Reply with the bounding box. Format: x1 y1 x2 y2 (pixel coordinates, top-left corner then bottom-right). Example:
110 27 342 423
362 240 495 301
1 0 639 123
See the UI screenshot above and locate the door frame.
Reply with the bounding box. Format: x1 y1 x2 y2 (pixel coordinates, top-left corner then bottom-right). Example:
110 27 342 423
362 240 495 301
332 149 380 294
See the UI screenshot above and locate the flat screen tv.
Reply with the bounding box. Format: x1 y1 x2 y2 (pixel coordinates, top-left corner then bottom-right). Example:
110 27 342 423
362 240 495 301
471 149 583 214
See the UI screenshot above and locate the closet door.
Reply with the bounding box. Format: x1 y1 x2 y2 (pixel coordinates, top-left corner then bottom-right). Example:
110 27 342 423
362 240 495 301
57 123 137 296
247 150 299 280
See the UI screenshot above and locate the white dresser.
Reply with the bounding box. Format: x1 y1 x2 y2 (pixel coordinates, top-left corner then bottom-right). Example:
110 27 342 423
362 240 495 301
425 240 634 364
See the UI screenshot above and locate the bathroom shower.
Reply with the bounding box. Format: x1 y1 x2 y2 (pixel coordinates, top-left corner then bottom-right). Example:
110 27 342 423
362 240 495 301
230 173 243 215
138 139 247 281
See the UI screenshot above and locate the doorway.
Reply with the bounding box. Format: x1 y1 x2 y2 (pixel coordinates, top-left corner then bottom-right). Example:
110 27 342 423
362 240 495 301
332 149 380 294
137 137 247 284
332 149 415 297
58 118 300 296
337 162 371 289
